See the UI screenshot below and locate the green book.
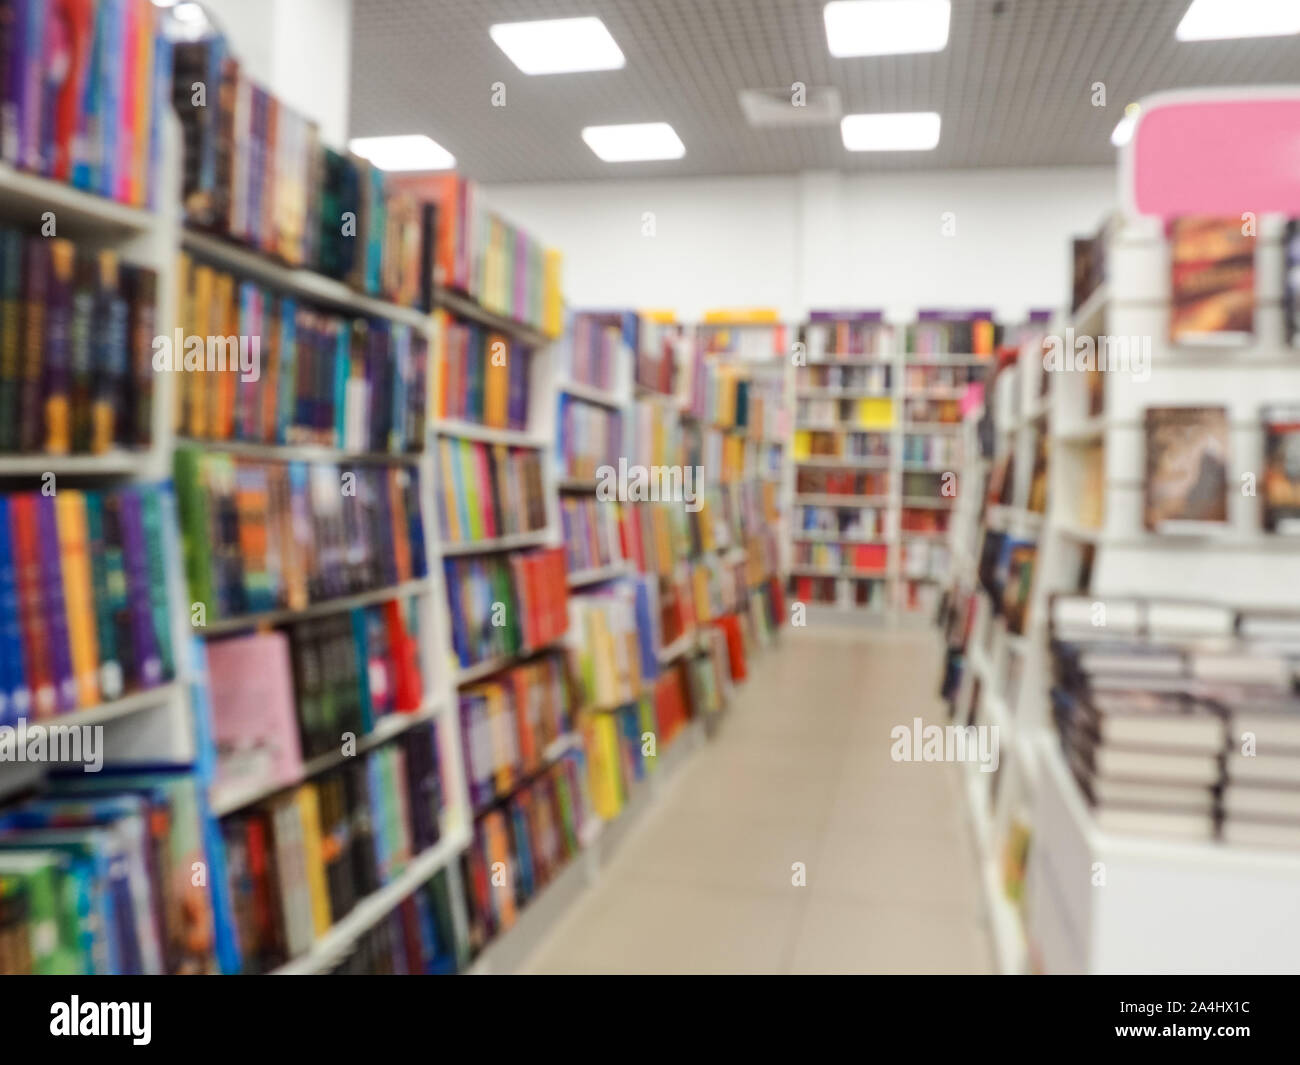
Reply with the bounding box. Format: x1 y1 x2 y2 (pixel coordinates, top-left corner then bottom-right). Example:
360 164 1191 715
140 488 176 681
171 447 214 622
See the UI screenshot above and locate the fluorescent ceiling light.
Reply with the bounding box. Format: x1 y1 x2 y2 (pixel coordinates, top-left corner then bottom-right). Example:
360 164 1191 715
582 122 685 162
1110 103 1141 147
1175 0 1300 41
490 17 625 75
348 134 455 172
841 111 941 151
824 0 951 57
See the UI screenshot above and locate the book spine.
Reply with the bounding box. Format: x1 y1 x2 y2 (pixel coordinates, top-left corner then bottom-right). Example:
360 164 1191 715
139 487 174 681
42 238 75 454
54 491 99 708
16 238 47 452
0 495 28 724
90 250 127 454
118 488 161 689
35 494 77 713
0 229 22 451
83 491 123 701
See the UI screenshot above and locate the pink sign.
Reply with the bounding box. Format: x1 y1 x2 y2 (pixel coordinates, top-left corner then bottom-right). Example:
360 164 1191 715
1123 88 1300 218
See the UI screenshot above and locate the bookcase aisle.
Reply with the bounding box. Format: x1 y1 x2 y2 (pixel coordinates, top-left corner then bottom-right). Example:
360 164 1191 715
0 12 795 977
936 207 1300 974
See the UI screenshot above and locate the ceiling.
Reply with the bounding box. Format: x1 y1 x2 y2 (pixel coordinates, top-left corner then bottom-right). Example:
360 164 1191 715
349 0 1300 183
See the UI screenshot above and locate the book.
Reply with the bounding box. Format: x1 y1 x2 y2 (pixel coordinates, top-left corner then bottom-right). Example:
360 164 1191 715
1143 406 1229 532
1169 216 1255 345
435 438 547 546
1287 220 1300 348
1262 405 1300 533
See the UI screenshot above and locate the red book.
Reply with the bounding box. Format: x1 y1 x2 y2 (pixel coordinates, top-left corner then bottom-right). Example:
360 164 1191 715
52 0 95 183
10 496 54 719
382 601 422 712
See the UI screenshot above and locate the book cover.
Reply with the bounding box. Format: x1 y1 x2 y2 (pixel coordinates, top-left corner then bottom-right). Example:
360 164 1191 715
1263 404 1300 534
1143 406 1230 532
1169 216 1255 345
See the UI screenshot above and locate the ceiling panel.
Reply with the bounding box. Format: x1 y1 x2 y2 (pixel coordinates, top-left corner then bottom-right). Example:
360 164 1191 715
349 0 1300 182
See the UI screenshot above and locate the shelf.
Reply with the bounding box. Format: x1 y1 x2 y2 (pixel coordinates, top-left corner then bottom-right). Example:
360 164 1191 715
794 455 890 468
175 437 423 466
899 530 950 540
567 562 631 588
455 635 569 686
557 477 600 493
0 450 157 477
429 419 545 448
1070 283 1108 335
209 698 449 817
559 379 624 409
903 422 964 433
903 353 993 365
795 388 893 399
433 285 552 347
794 494 890 507
1 684 183 760
197 578 432 636
1052 416 1105 442
0 163 157 235
270 822 472 975
791 532 889 544
439 528 551 556
182 229 432 331
790 566 888 579
901 496 956 509
795 422 895 432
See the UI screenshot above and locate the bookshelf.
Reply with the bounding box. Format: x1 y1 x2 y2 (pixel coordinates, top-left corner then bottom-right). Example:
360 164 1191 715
789 311 994 626
938 211 1300 975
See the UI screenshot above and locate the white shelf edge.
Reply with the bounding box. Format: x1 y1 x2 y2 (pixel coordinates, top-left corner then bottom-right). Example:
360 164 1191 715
198 577 433 636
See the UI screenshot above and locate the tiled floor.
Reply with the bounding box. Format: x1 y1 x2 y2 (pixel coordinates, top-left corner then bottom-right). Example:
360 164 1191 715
520 628 995 975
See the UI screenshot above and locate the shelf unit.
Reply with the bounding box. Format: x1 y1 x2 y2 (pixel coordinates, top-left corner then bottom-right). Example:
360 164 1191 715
789 311 993 626
940 212 1300 975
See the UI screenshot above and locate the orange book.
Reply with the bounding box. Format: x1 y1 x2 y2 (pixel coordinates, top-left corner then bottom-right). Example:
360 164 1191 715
189 264 214 438
174 253 192 434
483 811 516 929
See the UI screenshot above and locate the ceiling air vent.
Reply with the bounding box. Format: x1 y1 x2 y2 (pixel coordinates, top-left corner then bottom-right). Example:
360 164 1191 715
738 86 842 128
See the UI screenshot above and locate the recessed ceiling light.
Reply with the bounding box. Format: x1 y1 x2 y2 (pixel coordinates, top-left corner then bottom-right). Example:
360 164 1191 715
824 0 951 57
348 134 456 172
1175 0 1300 41
1110 103 1141 147
841 111 941 151
582 123 685 163
490 17 625 75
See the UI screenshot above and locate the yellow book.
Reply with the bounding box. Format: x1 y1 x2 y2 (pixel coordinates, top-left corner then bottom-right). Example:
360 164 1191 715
55 492 99 708
484 332 508 428
542 249 564 338
485 685 513 796
459 439 484 540
858 397 895 429
583 713 623 821
438 437 462 543
295 785 334 937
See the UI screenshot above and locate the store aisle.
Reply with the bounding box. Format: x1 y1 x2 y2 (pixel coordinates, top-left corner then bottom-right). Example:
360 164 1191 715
521 630 994 974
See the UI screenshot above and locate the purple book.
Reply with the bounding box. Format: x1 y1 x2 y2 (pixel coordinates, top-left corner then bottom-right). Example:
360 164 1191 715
118 488 162 690
506 340 527 430
513 231 527 325
35 495 78 713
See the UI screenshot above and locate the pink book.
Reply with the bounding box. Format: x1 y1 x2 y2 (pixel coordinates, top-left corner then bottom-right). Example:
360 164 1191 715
474 444 497 538
206 632 304 802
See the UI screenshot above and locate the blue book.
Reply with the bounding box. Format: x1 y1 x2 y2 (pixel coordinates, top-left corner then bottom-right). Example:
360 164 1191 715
0 496 27 726
276 299 297 443
96 0 123 199
35 495 77 714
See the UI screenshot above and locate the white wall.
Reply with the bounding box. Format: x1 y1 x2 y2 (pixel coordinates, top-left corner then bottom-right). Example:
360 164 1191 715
484 166 1118 322
200 0 353 148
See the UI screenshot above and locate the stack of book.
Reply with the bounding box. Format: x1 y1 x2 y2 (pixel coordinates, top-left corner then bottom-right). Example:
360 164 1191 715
565 311 635 392
327 869 459 974
0 0 172 207
0 232 157 455
389 172 564 335
173 38 430 305
460 751 589 954
795 466 889 499
458 652 574 811
0 767 216 974
175 255 428 453
205 595 425 802
0 485 176 725
1049 595 1300 847
431 313 532 431
433 437 547 546
556 395 623 482
443 546 569 671
568 579 659 712
560 495 624 575
173 449 427 622
903 318 1000 356
218 721 446 973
